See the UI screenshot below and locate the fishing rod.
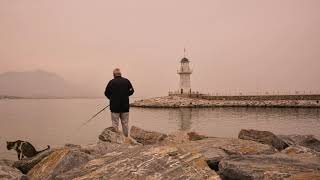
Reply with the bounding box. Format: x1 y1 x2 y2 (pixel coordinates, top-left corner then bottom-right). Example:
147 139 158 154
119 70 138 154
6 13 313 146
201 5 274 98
78 105 110 129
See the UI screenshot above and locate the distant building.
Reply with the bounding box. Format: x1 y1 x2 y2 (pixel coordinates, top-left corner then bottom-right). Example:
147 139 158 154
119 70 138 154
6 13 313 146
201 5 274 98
177 56 192 94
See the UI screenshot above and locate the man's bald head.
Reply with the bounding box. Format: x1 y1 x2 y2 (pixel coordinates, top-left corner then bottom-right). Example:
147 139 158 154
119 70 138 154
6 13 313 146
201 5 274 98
113 68 122 77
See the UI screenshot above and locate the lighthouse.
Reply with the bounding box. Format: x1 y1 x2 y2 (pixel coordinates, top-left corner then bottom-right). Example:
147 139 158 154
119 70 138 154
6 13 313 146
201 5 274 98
177 55 192 94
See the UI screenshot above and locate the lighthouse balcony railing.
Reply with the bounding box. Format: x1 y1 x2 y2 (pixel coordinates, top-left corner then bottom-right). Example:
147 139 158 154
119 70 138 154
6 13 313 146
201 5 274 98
168 91 198 96
177 69 192 74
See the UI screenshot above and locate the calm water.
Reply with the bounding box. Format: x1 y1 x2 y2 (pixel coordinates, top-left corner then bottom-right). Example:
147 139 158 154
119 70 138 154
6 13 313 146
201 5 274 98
1 99 320 160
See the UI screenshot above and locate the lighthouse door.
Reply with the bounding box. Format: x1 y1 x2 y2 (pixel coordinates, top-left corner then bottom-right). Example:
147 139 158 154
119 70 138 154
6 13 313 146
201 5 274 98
181 89 183 94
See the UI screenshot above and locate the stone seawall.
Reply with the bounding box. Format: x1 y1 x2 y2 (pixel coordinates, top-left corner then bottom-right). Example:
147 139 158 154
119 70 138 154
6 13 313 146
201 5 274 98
131 96 320 108
173 94 320 101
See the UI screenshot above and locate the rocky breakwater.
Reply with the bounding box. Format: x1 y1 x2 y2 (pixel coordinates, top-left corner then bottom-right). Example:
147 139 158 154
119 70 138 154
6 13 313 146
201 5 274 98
131 96 320 108
1 127 320 179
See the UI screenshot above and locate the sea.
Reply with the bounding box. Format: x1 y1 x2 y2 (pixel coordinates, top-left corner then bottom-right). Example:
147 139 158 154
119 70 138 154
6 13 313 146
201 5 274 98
1 98 320 160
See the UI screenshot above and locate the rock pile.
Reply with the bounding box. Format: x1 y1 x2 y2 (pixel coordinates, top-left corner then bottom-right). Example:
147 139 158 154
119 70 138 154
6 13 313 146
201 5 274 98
238 129 289 151
1 127 320 180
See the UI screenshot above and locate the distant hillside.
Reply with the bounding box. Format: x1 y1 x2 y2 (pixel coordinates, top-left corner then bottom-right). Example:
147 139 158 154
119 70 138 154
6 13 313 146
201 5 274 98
0 70 93 98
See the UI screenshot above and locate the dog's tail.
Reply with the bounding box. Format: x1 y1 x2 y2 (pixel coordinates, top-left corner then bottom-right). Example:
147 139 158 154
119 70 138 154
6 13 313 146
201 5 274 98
37 145 50 154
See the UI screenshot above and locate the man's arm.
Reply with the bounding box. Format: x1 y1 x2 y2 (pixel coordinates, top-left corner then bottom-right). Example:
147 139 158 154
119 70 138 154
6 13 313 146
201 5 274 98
128 80 134 96
104 81 112 99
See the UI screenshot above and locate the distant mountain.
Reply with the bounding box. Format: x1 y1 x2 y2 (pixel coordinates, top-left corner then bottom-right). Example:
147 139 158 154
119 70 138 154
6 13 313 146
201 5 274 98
0 70 92 98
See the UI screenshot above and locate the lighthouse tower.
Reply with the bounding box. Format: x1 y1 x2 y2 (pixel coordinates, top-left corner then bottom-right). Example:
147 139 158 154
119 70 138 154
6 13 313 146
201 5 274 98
177 55 192 94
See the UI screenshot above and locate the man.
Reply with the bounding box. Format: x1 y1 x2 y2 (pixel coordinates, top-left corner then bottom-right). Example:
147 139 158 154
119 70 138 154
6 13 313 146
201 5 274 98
104 68 134 137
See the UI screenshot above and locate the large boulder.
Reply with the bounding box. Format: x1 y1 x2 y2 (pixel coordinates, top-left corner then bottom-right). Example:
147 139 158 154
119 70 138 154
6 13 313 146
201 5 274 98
56 145 221 180
13 149 53 174
219 153 320 180
279 134 320 152
98 126 125 144
178 137 276 157
176 137 276 171
238 129 289 151
161 131 191 145
0 159 24 180
187 132 208 141
27 148 91 180
130 126 168 145
162 131 208 145
163 132 276 171
282 145 320 158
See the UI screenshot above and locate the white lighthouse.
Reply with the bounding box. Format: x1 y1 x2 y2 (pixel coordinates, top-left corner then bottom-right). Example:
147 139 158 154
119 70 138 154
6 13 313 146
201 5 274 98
177 55 192 94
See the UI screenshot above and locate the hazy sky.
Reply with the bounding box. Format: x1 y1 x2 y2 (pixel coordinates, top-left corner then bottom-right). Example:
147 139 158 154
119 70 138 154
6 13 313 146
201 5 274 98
1 0 320 97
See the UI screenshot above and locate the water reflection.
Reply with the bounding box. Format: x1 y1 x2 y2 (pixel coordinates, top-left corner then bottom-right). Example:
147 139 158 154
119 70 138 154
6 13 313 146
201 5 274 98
178 108 192 130
169 108 200 131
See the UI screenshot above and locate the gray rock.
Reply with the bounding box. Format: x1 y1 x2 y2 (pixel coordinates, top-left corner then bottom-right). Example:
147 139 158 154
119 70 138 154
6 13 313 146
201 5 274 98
79 141 138 158
160 131 208 145
161 131 194 145
176 137 277 171
130 126 168 145
238 129 289 151
0 159 23 180
282 145 320 158
163 135 277 173
27 148 91 180
279 134 320 152
178 137 276 157
219 153 320 180
187 131 208 141
98 126 125 144
56 145 221 180
13 149 53 174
